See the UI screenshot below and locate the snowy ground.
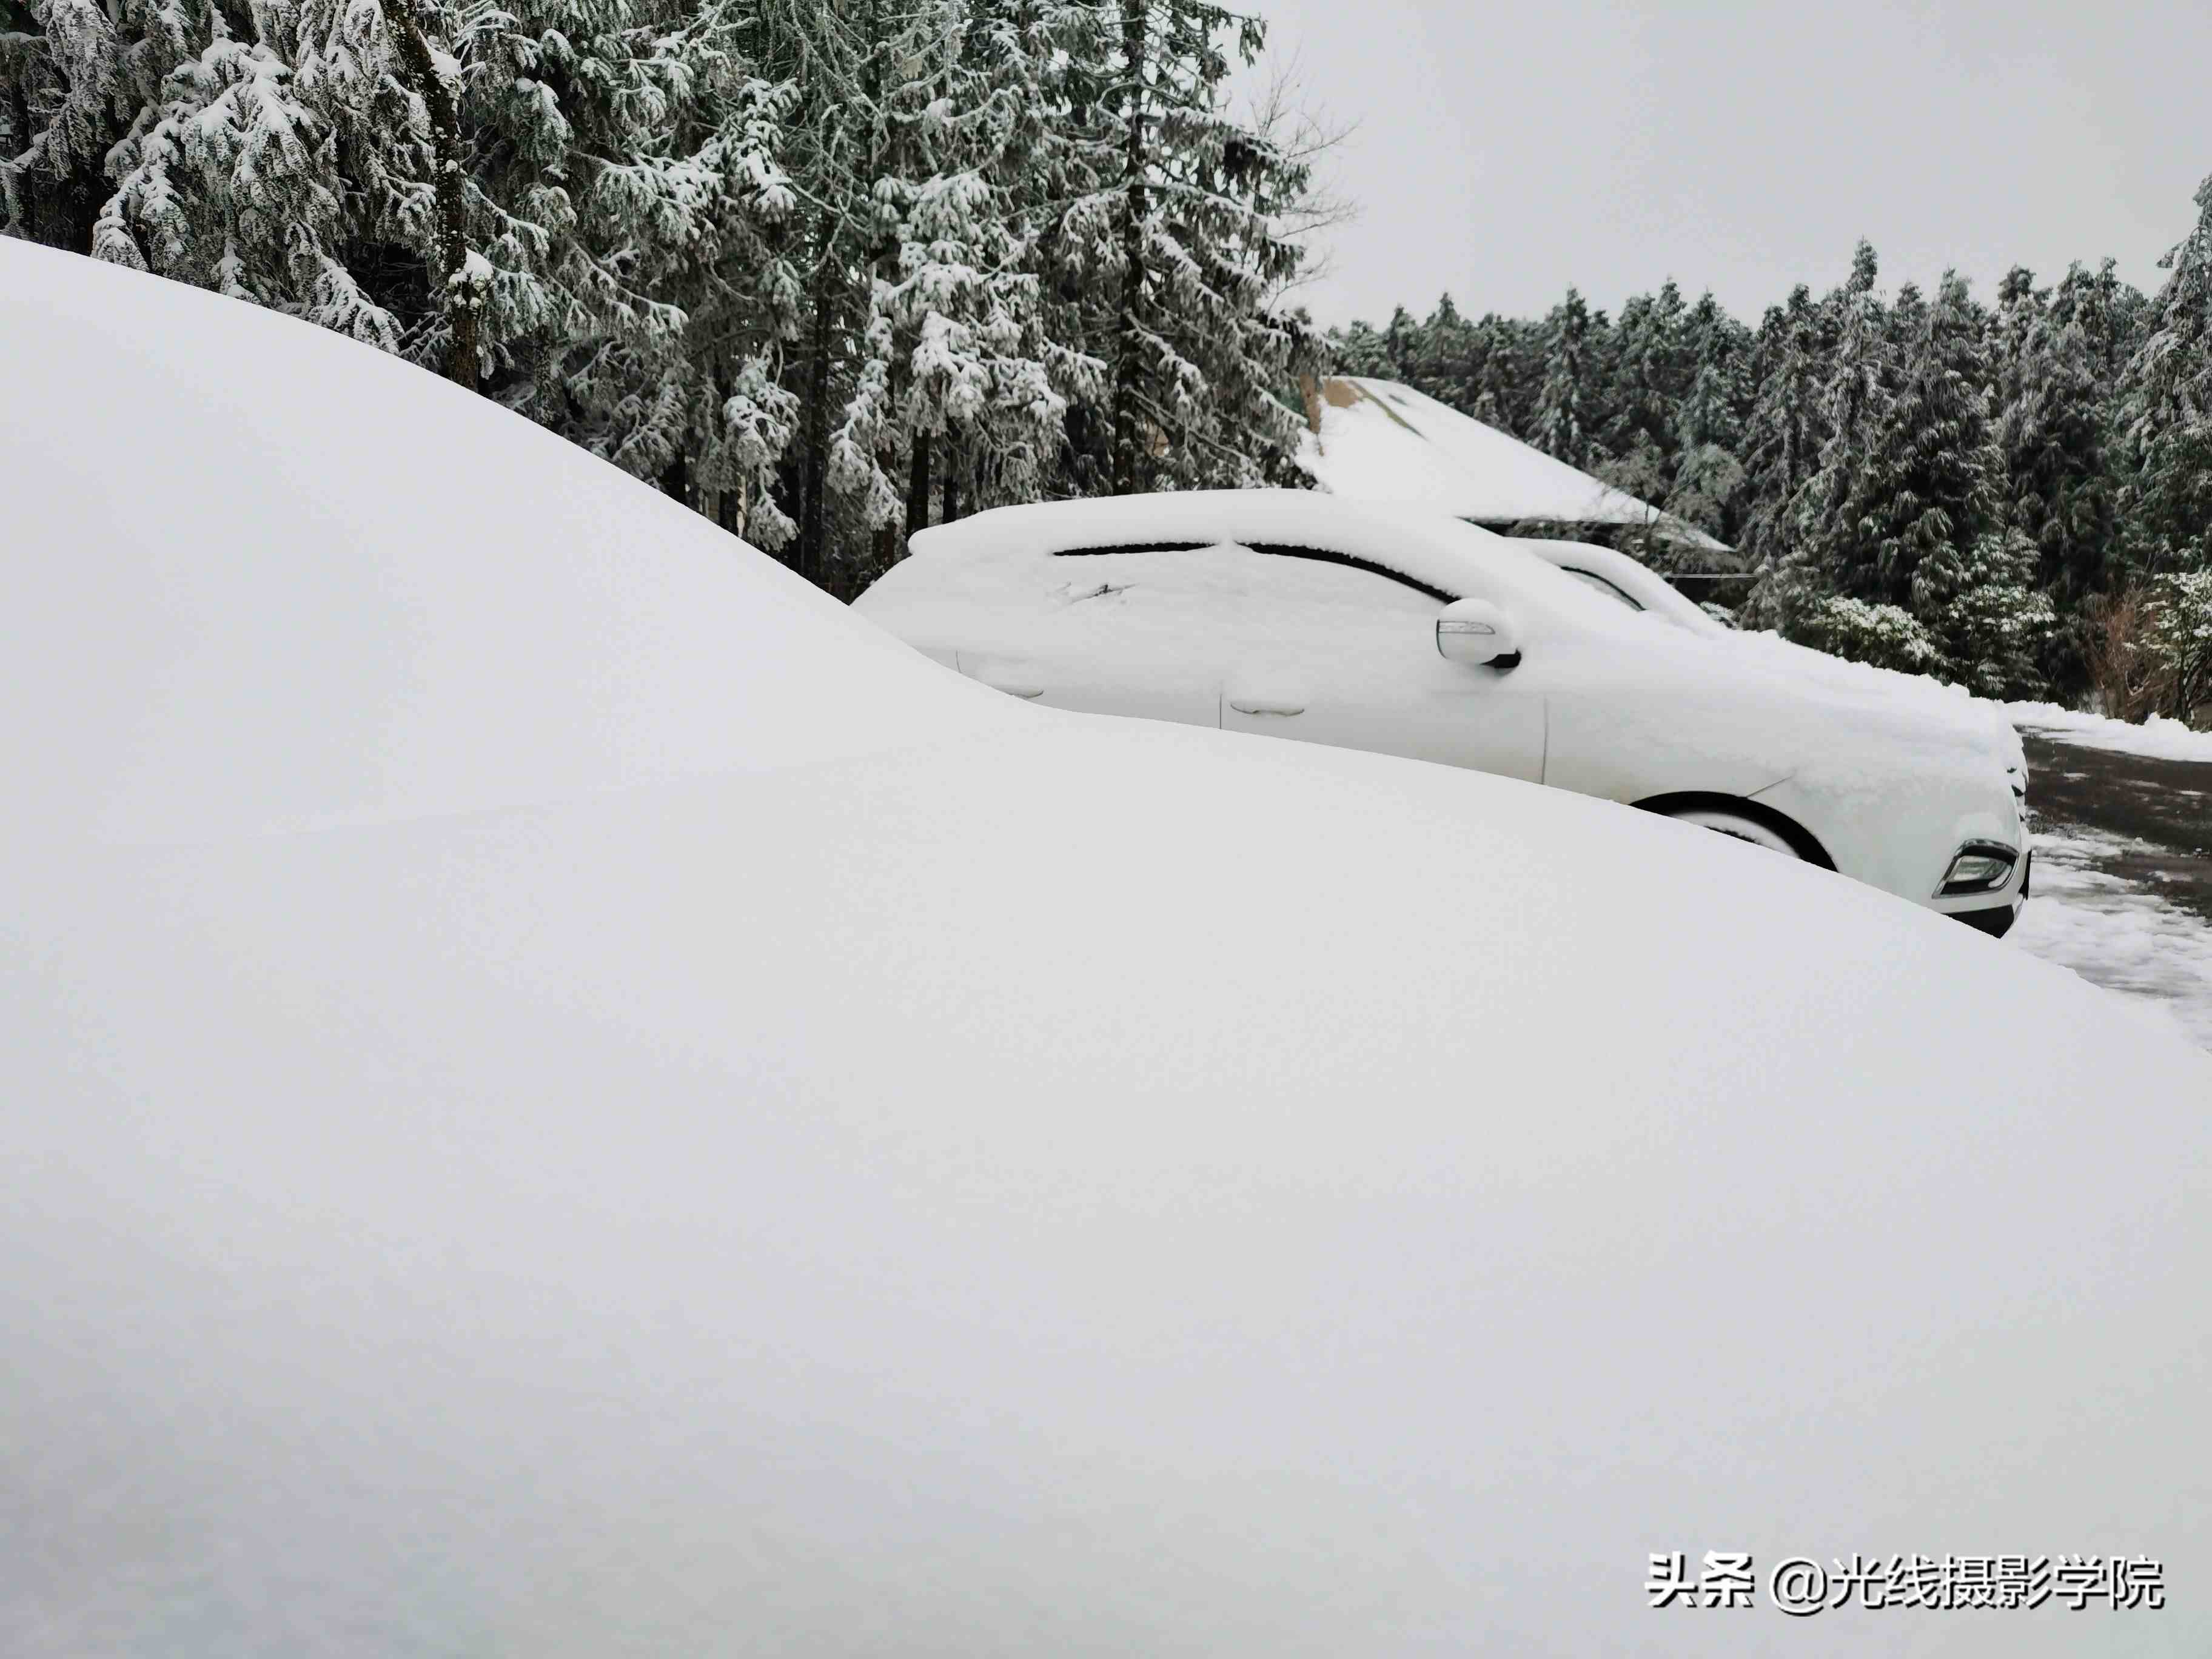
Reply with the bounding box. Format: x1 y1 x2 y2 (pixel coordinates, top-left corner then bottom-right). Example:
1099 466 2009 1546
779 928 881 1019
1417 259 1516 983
2007 725 2212 1054
2013 825 2212 1053
2000 700 2212 765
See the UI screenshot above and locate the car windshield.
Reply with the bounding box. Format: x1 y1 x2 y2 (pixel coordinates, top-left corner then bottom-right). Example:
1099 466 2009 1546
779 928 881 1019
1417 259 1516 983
1560 567 1645 611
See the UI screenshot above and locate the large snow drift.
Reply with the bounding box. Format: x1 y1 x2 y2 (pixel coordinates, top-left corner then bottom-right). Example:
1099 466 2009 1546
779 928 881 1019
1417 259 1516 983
5 243 2211 1657
2 243 1018 845
1298 376 1731 554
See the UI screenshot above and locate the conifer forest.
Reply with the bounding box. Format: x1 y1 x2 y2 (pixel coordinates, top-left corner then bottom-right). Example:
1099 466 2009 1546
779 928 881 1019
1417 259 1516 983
5 0 2210 714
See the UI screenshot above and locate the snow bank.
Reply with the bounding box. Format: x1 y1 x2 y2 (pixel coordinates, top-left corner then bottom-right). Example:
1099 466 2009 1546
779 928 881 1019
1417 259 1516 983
1 240 1019 845
2003 702 2212 765
1298 376 1729 552
9 724 2212 1659
6 246 2212 1658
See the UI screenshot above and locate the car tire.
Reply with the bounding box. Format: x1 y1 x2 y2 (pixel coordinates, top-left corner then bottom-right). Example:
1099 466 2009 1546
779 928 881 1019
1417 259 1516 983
1662 806 1805 859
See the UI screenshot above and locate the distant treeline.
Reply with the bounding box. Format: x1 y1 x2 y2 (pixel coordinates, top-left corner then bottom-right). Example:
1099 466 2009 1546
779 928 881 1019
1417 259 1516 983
1330 185 2212 717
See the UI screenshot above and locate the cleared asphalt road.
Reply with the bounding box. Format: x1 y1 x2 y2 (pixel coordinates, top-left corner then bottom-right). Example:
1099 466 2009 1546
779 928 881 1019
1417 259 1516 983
2012 728 2212 1053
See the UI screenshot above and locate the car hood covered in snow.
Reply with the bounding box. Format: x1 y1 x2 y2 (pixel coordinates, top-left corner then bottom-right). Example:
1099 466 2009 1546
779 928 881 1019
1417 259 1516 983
1727 627 2031 777
5 244 2211 1658
1464 537 2028 779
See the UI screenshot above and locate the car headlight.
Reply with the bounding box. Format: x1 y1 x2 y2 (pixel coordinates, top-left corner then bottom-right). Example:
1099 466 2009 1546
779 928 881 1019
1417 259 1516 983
1937 842 2019 898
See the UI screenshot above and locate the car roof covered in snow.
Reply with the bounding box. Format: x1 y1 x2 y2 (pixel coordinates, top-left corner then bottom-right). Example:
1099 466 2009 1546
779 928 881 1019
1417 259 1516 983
891 488 1645 621
904 486 1539 589
5 240 2211 1658
1300 375 1732 555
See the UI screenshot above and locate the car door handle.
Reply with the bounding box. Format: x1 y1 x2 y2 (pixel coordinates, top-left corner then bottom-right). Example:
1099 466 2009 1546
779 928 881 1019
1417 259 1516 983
1228 697 1304 717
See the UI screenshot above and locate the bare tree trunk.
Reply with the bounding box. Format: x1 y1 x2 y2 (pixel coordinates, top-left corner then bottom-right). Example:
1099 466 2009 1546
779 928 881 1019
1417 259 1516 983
1110 1 1147 495
384 0 477 392
940 458 960 525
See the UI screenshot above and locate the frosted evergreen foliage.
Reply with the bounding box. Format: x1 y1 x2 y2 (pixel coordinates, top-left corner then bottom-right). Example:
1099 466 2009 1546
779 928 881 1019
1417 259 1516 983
4 0 1320 591
1792 597 1945 677
2141 569 2212 715
2117 174 2212 575
1319 176 2212 714
1931 529 2057 699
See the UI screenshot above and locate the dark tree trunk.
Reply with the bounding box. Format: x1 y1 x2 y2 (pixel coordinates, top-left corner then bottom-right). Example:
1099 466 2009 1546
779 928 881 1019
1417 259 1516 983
384 0 477 392
1110 1 1147 495
905 429 933 549
941 460 960 526
797 240 837 585
871 503 899 586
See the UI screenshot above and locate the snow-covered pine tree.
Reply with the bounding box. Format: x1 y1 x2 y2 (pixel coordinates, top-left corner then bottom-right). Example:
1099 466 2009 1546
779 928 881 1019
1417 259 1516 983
2115 171 2212 577
1326 317 1392 379
1867 272 2001 614
1990 265 2114 688
81 0 449 354
1040 0 1315 495
1589 283 1671 555
469 0 800 515
1407 290 1473 404
1601 278 1688 468
1736 285 1828 615
1664 292 1750 544
745 0 1081 589
1746 246 1885 626
1929 526 2056 698
15 0 802 485
1532 286 1598 470
1376 303 1418 381
2051 255 2143 390
1 0 210 252
1477 313 1543 436
906 31 1075 525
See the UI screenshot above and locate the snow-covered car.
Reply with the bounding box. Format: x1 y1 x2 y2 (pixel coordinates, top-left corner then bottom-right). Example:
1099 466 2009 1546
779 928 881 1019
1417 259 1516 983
857 493 2034 934
11 242 2212 1659
1509 534 1735 634
1516 535 2034 779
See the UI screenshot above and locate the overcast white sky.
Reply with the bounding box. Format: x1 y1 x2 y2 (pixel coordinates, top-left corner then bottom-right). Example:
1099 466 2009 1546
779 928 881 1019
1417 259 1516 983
1244 0 2212 329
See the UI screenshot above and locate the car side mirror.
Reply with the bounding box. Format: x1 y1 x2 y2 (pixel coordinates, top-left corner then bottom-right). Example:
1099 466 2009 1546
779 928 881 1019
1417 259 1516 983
1436 598 1522 668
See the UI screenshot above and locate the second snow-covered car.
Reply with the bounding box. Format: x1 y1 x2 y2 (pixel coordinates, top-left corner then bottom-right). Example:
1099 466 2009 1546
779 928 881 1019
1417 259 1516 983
856 492 2033 934
1513 533 2034 778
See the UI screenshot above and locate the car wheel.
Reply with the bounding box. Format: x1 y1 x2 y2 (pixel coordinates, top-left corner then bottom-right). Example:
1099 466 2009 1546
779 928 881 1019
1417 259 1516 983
1663 806 1805 859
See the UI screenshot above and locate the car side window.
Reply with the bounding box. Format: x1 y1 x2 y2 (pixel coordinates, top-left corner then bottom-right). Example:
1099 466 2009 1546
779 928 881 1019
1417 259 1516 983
1239 543 1455 604
1192 541 1447 683
1034 538 1445 677
1049 540 1453 605
1050 542 1214 557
